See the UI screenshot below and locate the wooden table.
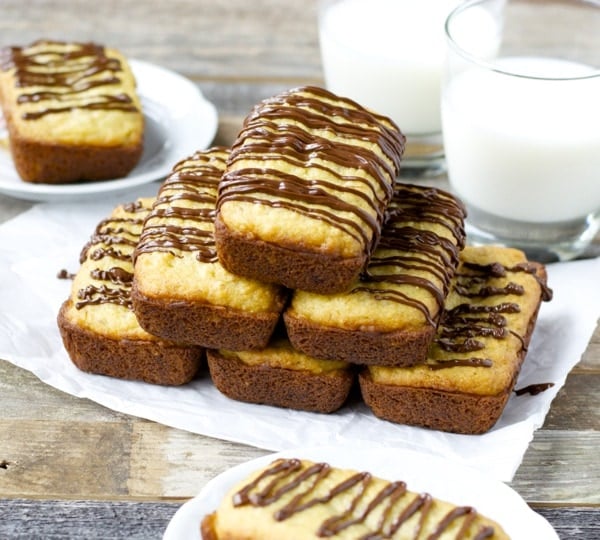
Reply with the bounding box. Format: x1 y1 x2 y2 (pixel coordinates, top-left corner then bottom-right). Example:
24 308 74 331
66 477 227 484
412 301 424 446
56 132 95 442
0 1 598 538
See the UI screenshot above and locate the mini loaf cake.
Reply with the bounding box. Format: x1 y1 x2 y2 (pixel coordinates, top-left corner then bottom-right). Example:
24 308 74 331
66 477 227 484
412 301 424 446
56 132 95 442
284 184 466 366
360 245 553 434
132 147 287 350
207 325 354 413
58 199 202 385
0 39 143 183
200 458 509 539
214 85 406 294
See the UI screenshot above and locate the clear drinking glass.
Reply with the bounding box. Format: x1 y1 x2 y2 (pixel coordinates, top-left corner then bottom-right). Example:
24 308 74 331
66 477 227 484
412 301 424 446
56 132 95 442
442 0 600 262
318 0 462 176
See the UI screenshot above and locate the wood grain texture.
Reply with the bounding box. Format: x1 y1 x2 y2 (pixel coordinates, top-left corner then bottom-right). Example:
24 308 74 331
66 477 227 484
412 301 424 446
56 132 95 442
0 0 323 81
0 500 597 539
1 359 599 505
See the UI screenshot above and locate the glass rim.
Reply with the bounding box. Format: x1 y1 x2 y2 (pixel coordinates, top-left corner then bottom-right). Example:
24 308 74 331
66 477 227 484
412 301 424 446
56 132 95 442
445 0 600 81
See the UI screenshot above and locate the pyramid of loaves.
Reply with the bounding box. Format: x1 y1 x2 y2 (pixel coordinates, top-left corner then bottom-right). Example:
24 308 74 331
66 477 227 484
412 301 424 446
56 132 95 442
58 85 552 435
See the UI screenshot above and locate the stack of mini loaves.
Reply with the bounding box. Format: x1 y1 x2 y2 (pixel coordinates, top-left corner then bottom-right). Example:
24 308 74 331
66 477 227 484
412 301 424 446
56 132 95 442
58 86 551 435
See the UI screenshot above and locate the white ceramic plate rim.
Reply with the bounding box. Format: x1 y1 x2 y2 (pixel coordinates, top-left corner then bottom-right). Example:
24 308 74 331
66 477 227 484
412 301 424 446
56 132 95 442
163 445 558 540
0 59 218 202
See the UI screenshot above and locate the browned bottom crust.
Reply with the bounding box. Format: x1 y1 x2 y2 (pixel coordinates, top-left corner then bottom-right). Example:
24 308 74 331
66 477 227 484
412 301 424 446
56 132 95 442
284 312 435 366
8 134 143 184
200 513 217 540
57 303 203 385
131 284 285 351
214 214 366 295
358 371 513 434
358 263 548 434
207 350 355 413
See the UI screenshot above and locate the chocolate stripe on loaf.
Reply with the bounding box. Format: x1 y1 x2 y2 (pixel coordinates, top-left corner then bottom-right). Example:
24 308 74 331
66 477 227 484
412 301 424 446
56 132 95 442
207 331 354 413
200 458 508 539
76 200 149 309
284 183 466 366
131 147 286 350
215 85 405 294
359 245 551 434
135 147 229 263
1 40 139 119
357 185 466 324
57 198 202 385
0 39 144 183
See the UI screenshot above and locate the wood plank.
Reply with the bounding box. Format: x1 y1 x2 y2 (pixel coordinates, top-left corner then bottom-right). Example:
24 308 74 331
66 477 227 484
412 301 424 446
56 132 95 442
0 0 323 81
1 359 599 501
0 360 132 422
511 430 600 504
0 499 596 539
578 321 600 371
127 422 267 498
0 419 132 498
542 373 600 430
0 500 179 540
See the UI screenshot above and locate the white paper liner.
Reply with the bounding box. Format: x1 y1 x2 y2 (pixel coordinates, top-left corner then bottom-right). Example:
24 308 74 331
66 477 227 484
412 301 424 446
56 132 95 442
1 191 598 481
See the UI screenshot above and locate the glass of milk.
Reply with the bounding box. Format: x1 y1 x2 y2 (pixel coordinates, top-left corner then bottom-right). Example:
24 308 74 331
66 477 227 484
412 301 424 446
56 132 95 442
442 0 600 262
318 0 462 176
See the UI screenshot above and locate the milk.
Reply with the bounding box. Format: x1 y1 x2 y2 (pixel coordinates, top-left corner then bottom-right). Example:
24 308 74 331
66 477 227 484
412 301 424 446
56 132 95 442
319 0 460 135
442 57 600 223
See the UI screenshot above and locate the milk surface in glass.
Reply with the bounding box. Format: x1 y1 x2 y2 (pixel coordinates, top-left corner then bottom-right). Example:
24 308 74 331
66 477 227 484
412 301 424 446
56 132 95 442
442 57 600 224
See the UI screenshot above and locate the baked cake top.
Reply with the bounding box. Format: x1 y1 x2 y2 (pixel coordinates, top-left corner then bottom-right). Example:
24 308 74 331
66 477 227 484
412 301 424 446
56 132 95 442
0 39 143 146
288 184 466 331
217 85 406 259
369 245 552 395
134 147 283 313
64 198 155 340
206 457 509 539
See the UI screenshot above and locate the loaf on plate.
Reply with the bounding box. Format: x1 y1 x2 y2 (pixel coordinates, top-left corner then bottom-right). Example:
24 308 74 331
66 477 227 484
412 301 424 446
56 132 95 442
359 245 552 434
0 39 143 183
214 85 405 294
58 198 202 385
200 457 509 539
132 147 287 350
284 184 466 366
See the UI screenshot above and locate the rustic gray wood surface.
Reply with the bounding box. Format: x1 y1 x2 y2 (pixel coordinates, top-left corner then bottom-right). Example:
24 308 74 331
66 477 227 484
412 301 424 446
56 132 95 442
0 1 599 538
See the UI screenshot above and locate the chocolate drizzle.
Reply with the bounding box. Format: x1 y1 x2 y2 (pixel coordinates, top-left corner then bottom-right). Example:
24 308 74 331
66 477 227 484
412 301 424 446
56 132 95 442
217 86 405 258
1 40 139 120
74 200 150 310
231 458 497 539
353 185 467 326
515 382 555 396
56 268 75 280
429 257 551 370
135 148 229 263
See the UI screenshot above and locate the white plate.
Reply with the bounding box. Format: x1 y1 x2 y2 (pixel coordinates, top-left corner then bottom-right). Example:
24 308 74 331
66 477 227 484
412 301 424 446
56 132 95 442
0 59 218 202
163 446 558 540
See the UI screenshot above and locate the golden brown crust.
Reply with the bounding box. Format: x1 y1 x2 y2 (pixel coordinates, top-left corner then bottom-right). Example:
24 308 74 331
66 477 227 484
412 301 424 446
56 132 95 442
284 184 467 365
207 350 354 413
131 148 287 350
358 371 514 434
200 513 218 540
283 312 435 366
215 85 405 295
202 458 510 539
7 134 143 184
215 214 365 295
58 301 202 385
131 284 286 350
0 40 143 184
359 251 549 434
